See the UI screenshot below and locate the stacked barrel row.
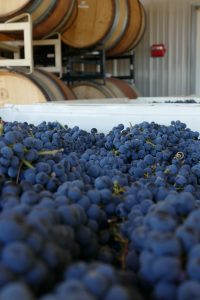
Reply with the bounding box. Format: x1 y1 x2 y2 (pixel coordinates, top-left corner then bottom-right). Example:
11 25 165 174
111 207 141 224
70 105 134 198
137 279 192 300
0 69 139 105
0 0 77 39
0 0 146 56
0 69 76 106
71 79 139 99
62 0 146 56
0 1 143 103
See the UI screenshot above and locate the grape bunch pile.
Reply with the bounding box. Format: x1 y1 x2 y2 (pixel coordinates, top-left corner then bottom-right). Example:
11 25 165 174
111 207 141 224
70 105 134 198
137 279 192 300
164 99 197 103
1 119 200 299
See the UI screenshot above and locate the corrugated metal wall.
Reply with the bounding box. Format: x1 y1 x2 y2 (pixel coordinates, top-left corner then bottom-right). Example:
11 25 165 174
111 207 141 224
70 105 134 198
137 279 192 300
133 0 200 96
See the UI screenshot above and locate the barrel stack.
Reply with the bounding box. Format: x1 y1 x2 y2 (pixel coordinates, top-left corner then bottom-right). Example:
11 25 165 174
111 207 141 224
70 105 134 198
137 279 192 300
61 0 146 55
0 0 145 102
61 0 145 100
0 0 77 39
72 78 140 100
0 69 76 106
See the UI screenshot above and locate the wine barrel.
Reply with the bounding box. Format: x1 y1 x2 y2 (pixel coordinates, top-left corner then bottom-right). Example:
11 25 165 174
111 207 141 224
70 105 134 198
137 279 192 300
71 81 116 99
32 0 77 38
0 0 77 39
61 0 117 49
106 78 139 99
61 0 144 56
0 0 32 20
127 2 146 51
107 0 142 56
104 0 129 50
0 69 47 105
28 70 75 101
71 78 139 100
103 80 126 98
0 68 75 106
42 71 76 101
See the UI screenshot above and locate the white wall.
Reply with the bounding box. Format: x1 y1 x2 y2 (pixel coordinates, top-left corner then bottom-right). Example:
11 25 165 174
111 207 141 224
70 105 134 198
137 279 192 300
134 0 200 97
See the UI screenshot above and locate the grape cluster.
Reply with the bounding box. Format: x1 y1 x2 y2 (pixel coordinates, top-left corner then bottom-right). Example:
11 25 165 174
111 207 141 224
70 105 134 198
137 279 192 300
1 119 200 299
164 99 197 103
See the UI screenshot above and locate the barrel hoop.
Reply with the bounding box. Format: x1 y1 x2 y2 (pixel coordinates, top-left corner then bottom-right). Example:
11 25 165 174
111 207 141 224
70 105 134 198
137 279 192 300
107 0 131 53
121 0 142 54
105 0 129 50
53 0 77 33
33 0 76 38
36 69 66 100
129 3 146 50
31 70 60 101
107 0 142 56
101 0 119 44
25 0 43 14
30 0 57 26
40 70 76 100
34 1 57 27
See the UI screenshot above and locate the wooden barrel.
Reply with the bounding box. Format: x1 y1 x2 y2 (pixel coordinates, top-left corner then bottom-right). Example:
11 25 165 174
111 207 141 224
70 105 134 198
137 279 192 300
104 0 129 50
71 81 116 99
106 78 139 99
0 69 47 105
127 2 146 51
21 69 76 101
71 78 139 100
107 0 142 56
103 80 126 98
32 0 77 38
0 0 32 20
0 0 77 39
42 71 76 101
61 0 145 55
28 70 72 101
0 68 75 106
61 0 117 49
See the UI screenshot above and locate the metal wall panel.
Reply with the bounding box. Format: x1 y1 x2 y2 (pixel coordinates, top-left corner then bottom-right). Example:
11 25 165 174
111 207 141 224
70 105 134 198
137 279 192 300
133 0 200 96
71 1 200 97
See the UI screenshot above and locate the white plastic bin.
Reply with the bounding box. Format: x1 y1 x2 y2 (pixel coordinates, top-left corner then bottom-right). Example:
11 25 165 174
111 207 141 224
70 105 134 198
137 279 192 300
0 97 200 133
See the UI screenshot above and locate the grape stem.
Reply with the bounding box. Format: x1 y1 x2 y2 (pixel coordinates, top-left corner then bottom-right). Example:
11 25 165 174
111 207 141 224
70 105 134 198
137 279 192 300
16 161 24 184
146 139 156 147
38 148 64 156
111 224 129 270
21 159 35 169
0 118 4 136
56 121 68 130
113 181 126 195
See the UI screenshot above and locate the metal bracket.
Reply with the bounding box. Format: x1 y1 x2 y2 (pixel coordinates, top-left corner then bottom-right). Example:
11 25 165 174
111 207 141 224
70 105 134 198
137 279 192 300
33 32 62 78
0 13 33 74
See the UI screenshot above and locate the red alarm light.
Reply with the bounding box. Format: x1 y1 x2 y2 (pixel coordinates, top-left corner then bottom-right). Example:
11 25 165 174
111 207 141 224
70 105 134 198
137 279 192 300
151 44 166 57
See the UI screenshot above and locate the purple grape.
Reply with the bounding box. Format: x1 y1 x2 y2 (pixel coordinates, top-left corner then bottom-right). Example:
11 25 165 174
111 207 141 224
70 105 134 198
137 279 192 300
0 283 34 300
0 217 28 243
178 280 200 300
2 242 35 273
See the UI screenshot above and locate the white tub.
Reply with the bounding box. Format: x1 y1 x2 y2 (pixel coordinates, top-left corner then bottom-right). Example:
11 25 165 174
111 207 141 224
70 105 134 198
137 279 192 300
0 97 200 133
